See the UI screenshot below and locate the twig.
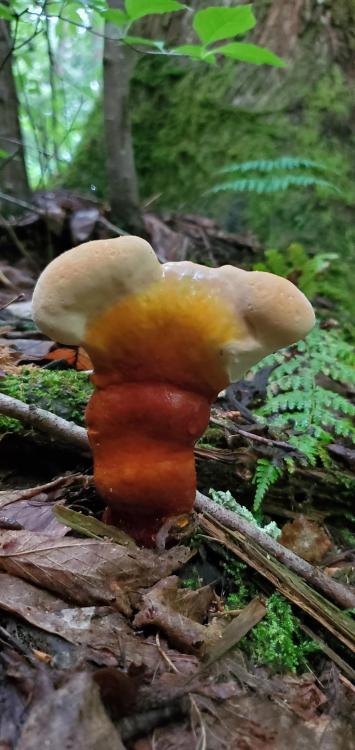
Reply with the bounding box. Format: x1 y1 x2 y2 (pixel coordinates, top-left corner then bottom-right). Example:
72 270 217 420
0 191 45 215
0 473 89 508
0 293 25 311
99 215 129 236
211 416 299 453
195 492 355 611
300 623 355 682
0 393 89 452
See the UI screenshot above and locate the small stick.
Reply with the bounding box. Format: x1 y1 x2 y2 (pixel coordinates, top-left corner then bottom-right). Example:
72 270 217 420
0 392 89 452
0 292 25 312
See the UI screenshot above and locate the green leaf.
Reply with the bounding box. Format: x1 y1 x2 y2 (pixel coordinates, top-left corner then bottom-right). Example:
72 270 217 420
0 3 13 20
214 42 285 67
124 35 164 48
125 0 184 22
172 43 214 61
101 8 128 25
0 149 9 158
193 6 255 45
88 0 108 11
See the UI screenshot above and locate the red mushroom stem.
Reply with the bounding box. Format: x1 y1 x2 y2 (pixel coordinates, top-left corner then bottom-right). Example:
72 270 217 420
86 382 212 546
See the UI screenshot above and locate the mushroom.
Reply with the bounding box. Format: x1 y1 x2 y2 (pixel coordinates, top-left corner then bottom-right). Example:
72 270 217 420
32 236 315 546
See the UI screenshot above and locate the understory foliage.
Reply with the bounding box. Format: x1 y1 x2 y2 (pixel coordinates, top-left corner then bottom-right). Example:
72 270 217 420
253 243 338 300
251 326 355 509
209 156 339 196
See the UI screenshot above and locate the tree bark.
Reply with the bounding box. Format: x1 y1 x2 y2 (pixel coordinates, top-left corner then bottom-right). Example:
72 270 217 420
0 7 30 211
103 0 143 233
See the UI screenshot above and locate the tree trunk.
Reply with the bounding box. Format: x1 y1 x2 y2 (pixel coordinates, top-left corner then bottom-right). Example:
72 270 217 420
103 0 143 233
0 9 30 212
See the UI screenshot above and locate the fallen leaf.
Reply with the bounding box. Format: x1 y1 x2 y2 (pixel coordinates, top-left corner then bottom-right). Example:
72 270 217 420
204 597 267 667
0 654 28 749
0 496 69 536
0 531 192 612
54 505 135 546
16 671 126 750
0 574 200 677
273 673 328 720
0 474 89 510
144 214 188 262
0 337 54 362
133 576 215 653
0 345 19 375
44 346 93 370
280 516 332 563
0 475 89 535
70 207 100 244
94 666 141 719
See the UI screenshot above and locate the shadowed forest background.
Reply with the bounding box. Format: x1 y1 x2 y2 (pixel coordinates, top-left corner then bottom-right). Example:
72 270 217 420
0 2 354 749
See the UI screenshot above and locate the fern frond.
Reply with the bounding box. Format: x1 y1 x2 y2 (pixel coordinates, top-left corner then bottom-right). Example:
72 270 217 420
253 459 283 511
249 326 355 508
217 156 332 175
209 174 340 195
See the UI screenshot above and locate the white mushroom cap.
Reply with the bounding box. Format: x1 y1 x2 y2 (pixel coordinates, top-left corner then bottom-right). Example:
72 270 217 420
32 237 315 384
162 261 315 381
32 236 162 345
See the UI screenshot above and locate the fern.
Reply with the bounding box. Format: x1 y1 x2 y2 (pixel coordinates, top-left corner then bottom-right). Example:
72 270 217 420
209 156 340 195
252 459 283 511
250 327 355 506
217 156 334 174
209 174 339 195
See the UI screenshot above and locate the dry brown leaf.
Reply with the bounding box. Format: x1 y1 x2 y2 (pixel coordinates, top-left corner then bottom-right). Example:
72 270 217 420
0 574 200 677
0 475 89 535
0 496 69 536
0 337 54 362
0 344 19 375
0 531 192 612
16 671 126 750
280 516 332 563
70 207 100 244
273 673 328 720
133 576 215 653
0 653 28 749
0 474 89 510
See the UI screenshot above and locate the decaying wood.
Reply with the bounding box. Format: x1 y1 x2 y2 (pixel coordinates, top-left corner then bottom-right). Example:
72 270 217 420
0 392 89 452
195 492 355 612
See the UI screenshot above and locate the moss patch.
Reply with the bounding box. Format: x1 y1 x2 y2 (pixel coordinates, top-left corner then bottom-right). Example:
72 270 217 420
0 369 93 434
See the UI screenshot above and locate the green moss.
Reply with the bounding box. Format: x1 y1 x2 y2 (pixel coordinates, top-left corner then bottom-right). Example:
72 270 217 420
0 369 93 434
245 593 318 672
224 557 317 672
197 426 225 449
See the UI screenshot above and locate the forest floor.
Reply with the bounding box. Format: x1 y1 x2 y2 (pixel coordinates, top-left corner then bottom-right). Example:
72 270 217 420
0 193 354 750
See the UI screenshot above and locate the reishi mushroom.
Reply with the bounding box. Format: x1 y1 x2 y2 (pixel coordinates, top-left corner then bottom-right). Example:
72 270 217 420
32 236 315 546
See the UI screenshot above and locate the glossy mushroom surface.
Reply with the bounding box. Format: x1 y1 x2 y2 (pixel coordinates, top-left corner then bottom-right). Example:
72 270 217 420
32 237 315 546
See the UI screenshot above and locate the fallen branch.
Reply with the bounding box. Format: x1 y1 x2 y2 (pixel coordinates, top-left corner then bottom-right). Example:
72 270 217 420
1 393 354 618
195 492 355 611
0 393 89 452
195 497 355 654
